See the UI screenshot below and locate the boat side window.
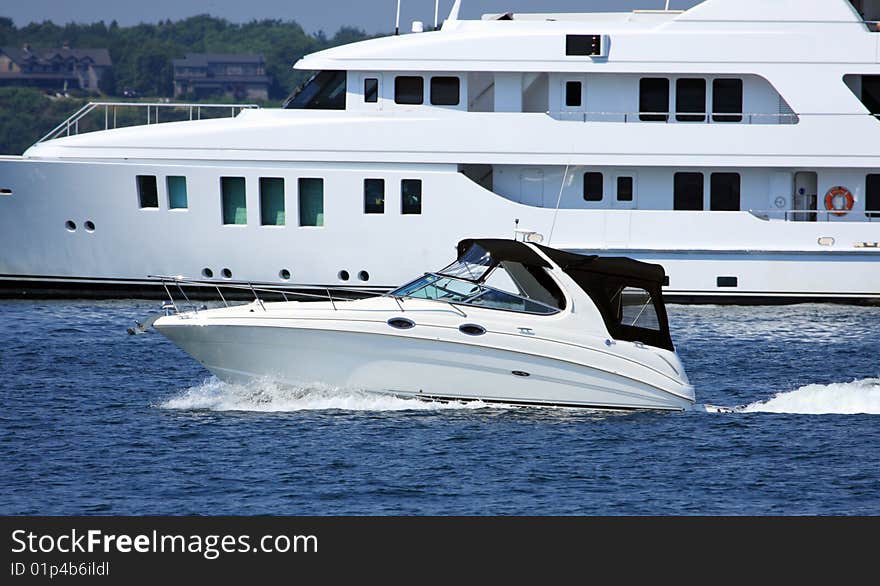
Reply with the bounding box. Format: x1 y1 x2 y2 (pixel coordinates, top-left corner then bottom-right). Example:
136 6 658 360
136 175 158 209
364 78 379 103
867 174 880 218
617 176 634 201
710 173 740 211
402 179 422 214
364 178 385 214
260 177 285 226
676 78 706 122
565 81 582 107
639 78 669 122
674 172 704 210
284 70 346 110
430 76 460 106
615 287 661 331
166 176 187 209
395 76 424 105
221 177 247 225
298 178 324 227
712 79 743 123
583 172 603 202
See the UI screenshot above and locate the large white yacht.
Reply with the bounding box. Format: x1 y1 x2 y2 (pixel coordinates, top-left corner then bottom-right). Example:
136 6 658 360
154 238 695 411
2 0 880 302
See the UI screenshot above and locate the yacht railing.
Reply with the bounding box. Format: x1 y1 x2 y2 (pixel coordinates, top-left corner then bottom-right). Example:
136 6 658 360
550 111 799 124
35 101 259 145
148 275 390 315
748 209 879 222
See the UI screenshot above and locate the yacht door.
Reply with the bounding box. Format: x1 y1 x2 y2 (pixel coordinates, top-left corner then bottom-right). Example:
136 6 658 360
361 74 382 110
559 76 586 121
519 169 545 207
793 171 818 222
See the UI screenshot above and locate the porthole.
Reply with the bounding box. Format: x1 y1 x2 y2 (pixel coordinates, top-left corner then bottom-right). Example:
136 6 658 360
65 220 76 232
338 270 350 281
0 188 12 196
358 270 369 282
202 268 214 279
84 220 95 232
387 317 415 330
221 268 233 279
459 324 486 336
279 269 291 280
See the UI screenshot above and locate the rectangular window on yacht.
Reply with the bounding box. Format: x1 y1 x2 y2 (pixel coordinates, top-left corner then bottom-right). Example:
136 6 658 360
674 172 704 210
364 178 385 214
617 177 634 202
166 176 188 209
221 177 247 225
712 79 743 123
710 173 741 211
565 35 602 57
676 79 706 122
639 78 669 122
565 81 582 108
260 177 285 226
431 77 460 106
867 174 880 218
583 172 604 202
299 178 324 226
136 175 159 208
401 179 422 214
395 76 424 105
364 78 379 103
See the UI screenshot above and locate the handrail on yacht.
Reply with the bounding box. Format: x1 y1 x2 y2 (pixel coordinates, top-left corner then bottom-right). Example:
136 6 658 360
35 101 260 145
747 209 878 222
148 274 386 315
550 111 800 124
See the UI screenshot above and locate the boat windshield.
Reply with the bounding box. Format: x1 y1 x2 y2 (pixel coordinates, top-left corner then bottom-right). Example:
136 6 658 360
283 70 346 110
391 273 560 315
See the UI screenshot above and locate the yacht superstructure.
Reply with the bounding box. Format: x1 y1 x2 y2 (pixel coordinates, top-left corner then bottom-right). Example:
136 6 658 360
2 0 880 302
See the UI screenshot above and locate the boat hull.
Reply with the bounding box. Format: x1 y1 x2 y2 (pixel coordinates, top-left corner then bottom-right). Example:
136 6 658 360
155 321 694 411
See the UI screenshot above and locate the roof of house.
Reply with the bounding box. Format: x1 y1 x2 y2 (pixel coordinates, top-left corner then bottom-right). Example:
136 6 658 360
0 46 112 67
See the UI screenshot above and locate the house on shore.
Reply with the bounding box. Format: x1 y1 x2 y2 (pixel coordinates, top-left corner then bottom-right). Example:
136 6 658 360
0 43 112 93
172 53 270 100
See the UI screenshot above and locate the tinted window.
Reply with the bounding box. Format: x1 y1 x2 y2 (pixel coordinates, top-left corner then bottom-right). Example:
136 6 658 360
364 178 385 214
863 76 880 116
674 172 704 210
710 173 740 211
167 176 187 209
260 177 285 225
284 70 346 110
136 175 158 208
639 78 669 122
617 176 634 201
364 78 378 103
867 174 880 218
221 177 247 225
395 76 424 104
565 81 582 107
299 178 324 226
713 78 743 122
676 78 706 122
402 179 422 214
430 77 460 105
583 172 603 201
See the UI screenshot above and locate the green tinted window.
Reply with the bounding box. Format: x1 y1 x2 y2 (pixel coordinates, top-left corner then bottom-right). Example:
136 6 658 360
299 178 324 226
167 176 188 209
260 177 285 225
221 177 247 225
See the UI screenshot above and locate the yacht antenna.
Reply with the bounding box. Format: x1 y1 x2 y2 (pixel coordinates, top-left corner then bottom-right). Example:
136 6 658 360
547 164 570 245
664 1 671 10
448 0 463 21
395 0 402 35
434 0 440 30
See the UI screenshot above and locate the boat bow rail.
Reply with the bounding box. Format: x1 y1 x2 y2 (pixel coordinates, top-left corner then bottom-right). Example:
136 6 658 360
35 101 259 145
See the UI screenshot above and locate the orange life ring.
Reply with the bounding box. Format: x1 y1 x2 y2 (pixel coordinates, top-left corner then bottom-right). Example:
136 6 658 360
824 186 853 216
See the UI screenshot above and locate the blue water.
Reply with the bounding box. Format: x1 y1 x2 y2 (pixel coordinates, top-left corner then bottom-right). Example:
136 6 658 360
1 300 879 515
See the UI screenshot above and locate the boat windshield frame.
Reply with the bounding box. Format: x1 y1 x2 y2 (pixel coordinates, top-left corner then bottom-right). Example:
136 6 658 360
389 272 562 316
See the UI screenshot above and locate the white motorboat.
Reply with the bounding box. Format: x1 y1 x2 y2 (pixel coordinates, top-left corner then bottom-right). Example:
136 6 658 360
153 239 695 411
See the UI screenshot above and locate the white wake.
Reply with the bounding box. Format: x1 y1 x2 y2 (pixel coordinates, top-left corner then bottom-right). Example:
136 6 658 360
705 378 880 415
158 377 490 412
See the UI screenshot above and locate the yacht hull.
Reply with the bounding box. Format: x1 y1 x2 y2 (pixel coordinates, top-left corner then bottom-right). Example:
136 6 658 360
155 322 694 411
